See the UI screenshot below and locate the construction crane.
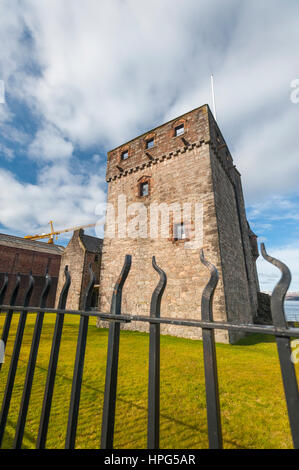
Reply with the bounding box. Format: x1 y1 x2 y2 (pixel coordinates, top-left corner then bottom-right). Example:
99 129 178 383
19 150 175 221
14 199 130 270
24 220 103 244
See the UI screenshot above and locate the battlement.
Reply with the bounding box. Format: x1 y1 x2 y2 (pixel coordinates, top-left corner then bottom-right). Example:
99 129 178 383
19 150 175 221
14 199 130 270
106 104 210 182
106 104 235 185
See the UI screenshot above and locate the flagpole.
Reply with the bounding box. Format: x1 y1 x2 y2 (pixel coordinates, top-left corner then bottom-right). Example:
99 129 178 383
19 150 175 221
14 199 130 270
211 74 217 121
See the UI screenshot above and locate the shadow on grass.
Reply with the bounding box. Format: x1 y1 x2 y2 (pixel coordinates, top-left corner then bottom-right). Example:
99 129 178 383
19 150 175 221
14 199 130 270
235 333 276 346
2 418 36 449
1 353 245 449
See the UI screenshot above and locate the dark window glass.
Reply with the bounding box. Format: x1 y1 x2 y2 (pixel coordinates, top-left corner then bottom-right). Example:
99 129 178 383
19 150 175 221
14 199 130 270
174 222 186 240
140 182 149 197
175 124 184 136
121 150 129 160
146 138 154 149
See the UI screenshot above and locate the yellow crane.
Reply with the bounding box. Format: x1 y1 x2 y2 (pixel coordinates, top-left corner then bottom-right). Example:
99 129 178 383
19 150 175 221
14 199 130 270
24 220 102 244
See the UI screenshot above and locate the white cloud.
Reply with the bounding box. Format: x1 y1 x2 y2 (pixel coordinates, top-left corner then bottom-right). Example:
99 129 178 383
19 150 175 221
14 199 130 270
0 143 14 160
0 163 106 240
0 2 28 87
233 108 299 203
0 0 298 251
28 125 74 162
92 154 100 164
257 242 299 292
0 0 253 147
247 195 299 221
2 0 299 159
0 104 11 123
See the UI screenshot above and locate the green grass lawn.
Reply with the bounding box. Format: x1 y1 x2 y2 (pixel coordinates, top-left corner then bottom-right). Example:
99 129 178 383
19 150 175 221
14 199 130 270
0 313 297 449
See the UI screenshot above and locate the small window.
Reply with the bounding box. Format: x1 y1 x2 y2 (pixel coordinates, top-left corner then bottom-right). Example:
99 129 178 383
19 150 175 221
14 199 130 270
175 124 184 136
121 150 129 160
140 182 149 197
94 254 99 262
174 222 186 240
146 138 154 149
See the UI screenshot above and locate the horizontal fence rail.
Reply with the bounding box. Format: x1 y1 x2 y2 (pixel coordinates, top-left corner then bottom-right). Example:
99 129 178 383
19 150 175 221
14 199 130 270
0 245 298 449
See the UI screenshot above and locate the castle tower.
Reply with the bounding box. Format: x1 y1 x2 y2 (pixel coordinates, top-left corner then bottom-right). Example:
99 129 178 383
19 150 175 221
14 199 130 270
98 104 259 343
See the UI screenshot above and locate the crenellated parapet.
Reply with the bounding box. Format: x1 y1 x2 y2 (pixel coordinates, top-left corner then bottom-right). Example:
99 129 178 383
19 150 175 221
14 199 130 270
106 104 210 181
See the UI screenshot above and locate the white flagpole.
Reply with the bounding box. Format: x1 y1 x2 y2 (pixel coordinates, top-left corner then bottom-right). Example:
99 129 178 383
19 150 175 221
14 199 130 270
211 74 217 121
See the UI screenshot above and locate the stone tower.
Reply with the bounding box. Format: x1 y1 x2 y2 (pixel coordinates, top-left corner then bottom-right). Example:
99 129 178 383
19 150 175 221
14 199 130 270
98 104 259 343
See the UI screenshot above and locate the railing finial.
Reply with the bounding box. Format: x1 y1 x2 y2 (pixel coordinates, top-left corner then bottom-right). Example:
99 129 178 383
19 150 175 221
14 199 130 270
261 243 291 327
58 265 71 310
82 264 95 311
39 269 52 309
150 256 167 318
23 271 35 308
110 254 132 316
0 273 8 305
200 249 219 321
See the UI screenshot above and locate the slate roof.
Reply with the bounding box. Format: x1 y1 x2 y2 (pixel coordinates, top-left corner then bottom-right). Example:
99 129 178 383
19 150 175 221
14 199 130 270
0 232 64 255
80 233 103 254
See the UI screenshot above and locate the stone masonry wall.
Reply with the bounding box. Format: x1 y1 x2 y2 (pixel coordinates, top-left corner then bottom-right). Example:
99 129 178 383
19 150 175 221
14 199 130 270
98 105 230 342
207 107 259 324
55 230 85 310
231 169 259 312
98 104 258 343
98 148 229 341
79 250 101 309
209 146 252 342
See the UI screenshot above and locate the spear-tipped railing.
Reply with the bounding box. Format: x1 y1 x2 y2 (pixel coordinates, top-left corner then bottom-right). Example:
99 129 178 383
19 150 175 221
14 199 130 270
0 246 298 449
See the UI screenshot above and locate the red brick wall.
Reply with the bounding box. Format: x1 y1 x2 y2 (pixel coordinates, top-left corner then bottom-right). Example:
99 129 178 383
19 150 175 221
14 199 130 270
0 245 61 308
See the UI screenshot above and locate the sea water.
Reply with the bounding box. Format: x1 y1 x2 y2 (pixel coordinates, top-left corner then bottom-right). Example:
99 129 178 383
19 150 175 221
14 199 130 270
285 301 299 322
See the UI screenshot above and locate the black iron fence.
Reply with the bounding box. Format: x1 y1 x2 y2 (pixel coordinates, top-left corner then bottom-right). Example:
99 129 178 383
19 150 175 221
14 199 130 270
0 272 58 310
0 244 299 449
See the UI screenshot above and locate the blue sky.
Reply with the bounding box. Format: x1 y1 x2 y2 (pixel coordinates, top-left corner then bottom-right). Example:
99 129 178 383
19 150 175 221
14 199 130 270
0 0 298 291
